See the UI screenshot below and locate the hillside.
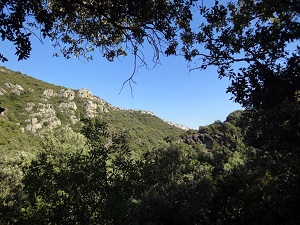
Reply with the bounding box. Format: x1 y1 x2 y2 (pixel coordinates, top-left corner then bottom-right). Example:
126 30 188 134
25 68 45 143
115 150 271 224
0 67 250 224
0 66 186 151
1 66 297 225
0 67 190 223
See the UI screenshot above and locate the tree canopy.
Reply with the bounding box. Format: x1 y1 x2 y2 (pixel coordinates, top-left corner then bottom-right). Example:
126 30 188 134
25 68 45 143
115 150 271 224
1 0 299 105
1 1 300 224
184 0 300 109
0 0 193 64
180 0 300 162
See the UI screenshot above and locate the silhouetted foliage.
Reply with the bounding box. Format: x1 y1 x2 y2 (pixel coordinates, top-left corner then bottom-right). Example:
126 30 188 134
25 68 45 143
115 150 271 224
0 0 194 66
1 1 300 224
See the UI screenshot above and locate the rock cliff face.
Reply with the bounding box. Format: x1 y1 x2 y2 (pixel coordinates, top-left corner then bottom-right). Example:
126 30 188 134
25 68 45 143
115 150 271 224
59 102 77 111
59 89 75 100
77 88 93 99
24 103 61 132
180 133 216 148
180 128 238 150
0 79 110 132
43 88 75 100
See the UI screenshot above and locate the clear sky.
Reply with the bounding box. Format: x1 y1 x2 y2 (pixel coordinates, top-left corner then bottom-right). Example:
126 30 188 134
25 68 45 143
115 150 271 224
1 21 242 130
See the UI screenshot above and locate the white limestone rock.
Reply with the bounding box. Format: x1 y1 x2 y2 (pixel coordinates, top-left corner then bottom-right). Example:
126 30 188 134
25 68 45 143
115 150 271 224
84 100 98 118
4 83 24 95
59 101 77 111
38 103 56 118
77 88 93 99
59 89 75 100
43 89 55 98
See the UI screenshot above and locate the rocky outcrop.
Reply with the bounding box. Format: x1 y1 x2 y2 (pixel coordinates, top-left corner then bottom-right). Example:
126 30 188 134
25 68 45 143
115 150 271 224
1 68 190 137
93 97 109 113
0 82 23 95
77 88 93 99
37 103 56 118
140 110 155 116
25 116 62 133
42 89 55 98
41 88 108 116
180 131 237 150
43 88 75 100
4 83 24 95
59 89 75 100
59 101 79 124
40 87 109 122
24 103 61 132
59 102 77 111
1 77 173 133
84 100 98 118
25 118 42 133
21 87 173 130
182 133 215 148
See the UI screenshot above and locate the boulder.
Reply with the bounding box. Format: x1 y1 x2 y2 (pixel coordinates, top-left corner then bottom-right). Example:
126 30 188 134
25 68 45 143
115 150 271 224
38 103 56 118
59 89 75 100
84 100 98 118
59 102 77 111
77 88 93 99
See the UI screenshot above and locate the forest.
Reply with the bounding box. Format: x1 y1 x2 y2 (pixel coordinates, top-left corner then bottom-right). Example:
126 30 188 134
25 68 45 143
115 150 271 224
0 67 299 225
1 0 299 224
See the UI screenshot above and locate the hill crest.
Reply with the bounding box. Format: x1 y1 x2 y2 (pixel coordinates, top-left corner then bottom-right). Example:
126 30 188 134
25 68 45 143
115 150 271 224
0 66 188 135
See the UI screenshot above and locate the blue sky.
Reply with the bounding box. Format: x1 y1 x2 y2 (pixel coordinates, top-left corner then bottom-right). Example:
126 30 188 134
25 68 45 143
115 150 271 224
1 13 242 129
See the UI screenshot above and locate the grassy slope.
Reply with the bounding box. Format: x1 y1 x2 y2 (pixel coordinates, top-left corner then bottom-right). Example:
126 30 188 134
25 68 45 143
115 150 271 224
0 66 184 154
